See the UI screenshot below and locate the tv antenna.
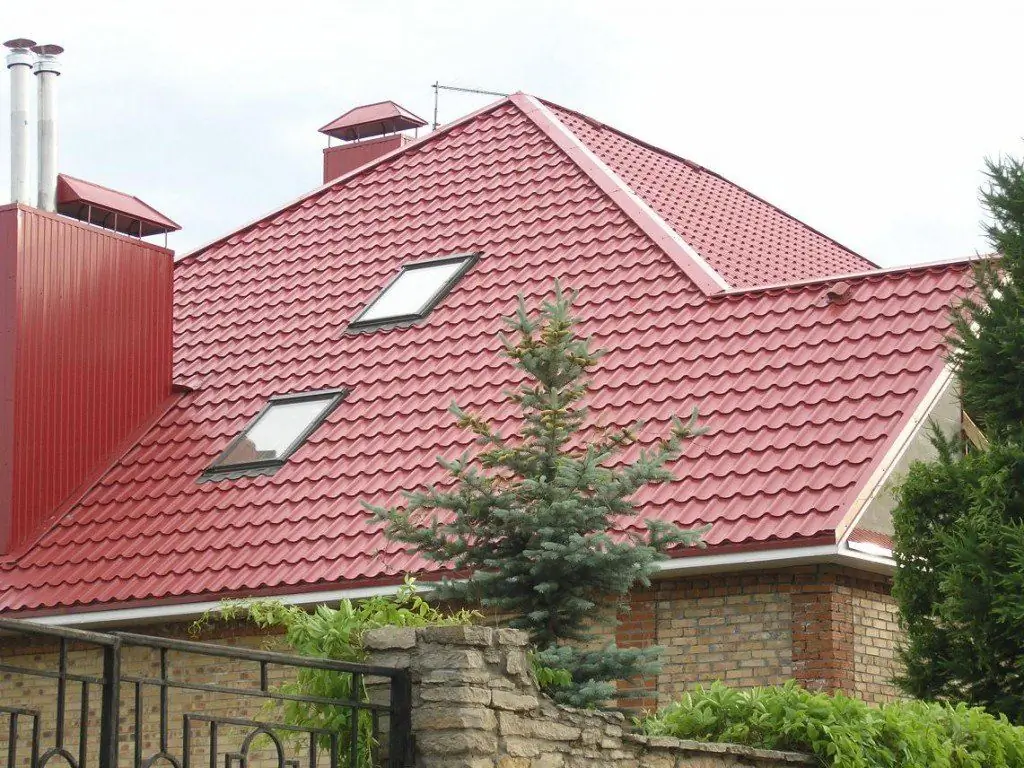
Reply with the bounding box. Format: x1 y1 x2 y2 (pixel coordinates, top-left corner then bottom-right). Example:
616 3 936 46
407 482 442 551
431 82 509 130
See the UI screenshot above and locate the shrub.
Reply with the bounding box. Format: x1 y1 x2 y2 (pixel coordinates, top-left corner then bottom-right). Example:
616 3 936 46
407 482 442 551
191 577 477 765
640 681 1024 768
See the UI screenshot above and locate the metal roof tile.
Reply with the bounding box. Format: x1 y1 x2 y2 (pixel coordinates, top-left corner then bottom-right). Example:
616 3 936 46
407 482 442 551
0 97 974 614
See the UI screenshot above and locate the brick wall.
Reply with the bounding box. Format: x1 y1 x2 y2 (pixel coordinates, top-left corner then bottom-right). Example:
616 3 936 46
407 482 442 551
0 563 904 765
849 580 902 703
614 565 902 706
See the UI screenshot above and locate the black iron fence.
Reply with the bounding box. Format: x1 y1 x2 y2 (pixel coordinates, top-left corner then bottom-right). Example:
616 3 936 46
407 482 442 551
0 619 413 768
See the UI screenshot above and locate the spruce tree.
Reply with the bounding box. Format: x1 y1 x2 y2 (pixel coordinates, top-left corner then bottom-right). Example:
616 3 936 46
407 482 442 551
892 152 1024 721
372 283 706 707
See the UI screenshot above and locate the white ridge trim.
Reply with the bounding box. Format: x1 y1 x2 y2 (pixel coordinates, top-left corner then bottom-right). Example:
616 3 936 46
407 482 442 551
518 95 730 293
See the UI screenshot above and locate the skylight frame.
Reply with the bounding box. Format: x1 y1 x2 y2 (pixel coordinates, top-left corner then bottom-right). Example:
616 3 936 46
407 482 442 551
201 387 348 481
347 253 479 331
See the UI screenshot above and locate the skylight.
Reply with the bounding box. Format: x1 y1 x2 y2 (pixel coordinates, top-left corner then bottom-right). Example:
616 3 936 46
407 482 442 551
204 389 347 477
350 254 477 329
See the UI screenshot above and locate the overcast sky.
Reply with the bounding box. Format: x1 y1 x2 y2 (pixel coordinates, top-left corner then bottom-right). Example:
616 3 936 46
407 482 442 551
3 0 1022 266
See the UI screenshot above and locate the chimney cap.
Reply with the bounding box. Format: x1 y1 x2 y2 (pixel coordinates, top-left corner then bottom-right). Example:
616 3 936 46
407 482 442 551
4 38 37 49
56 174 181 237
319 100 427 142
31 43 64 56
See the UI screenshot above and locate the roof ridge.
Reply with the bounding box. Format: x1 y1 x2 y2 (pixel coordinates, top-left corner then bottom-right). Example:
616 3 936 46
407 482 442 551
178 94 515 266
536 97 877 273
510 94 730 296
717 255 977 298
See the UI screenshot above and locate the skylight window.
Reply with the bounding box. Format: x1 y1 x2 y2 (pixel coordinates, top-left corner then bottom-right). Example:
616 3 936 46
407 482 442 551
204 389 347 478
350 254 477 329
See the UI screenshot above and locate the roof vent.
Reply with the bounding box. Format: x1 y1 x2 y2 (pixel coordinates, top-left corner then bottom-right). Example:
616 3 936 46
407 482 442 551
318 101 427 184
820 280 852 306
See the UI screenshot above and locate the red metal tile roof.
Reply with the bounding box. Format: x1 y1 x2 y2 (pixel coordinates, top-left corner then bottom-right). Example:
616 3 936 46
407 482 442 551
0 94 971 614
56 174 181 236
542 100 876 288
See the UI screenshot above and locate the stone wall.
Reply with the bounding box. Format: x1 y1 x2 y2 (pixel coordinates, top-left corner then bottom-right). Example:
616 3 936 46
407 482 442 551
362 625 814 768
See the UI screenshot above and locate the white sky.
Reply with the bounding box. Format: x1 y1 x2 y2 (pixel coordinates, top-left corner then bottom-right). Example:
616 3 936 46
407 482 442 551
3 0 1022 266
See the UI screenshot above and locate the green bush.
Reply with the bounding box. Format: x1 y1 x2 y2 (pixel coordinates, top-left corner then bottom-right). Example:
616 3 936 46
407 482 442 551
640 681 1024 768
191 577 477 766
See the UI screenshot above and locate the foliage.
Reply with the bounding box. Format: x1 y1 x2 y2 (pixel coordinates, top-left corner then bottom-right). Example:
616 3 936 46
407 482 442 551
892 151 1024 721
892 433 1024 719
948 153 1024 439
191 577 476 764
371 283 707 706
640 681 1024 768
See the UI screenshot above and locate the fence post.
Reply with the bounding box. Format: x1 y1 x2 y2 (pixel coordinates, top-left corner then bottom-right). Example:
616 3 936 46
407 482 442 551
388 669 413 768
99 638 121 768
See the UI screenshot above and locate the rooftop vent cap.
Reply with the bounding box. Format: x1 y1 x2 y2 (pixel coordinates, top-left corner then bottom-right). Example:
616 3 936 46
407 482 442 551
824 281 852 305
318 100 427 142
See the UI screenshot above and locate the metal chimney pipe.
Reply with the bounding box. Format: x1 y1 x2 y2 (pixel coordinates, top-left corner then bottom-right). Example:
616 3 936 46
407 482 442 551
3 39 36 205
32 44 63 212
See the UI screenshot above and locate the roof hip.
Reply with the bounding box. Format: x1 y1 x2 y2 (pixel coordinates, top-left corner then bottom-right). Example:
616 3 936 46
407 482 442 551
509 93 731 296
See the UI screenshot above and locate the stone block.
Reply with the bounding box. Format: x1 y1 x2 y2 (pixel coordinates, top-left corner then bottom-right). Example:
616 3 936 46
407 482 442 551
530 756 564 768
414 705 497 731
496 759 530 768
362 626 417 650
637 754 674 768
420 685 492 705
418 648 486 670
419 625 495 647
423 669 493 685
418 729 498 756
506 649 527 675
504 737 541 758
496 628 531 646
491 689 539 711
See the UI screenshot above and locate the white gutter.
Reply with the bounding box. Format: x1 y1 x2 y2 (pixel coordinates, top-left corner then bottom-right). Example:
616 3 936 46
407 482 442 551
22 542 894 629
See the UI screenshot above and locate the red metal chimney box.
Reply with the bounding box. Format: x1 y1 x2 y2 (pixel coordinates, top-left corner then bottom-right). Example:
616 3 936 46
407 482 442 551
0 205 174 555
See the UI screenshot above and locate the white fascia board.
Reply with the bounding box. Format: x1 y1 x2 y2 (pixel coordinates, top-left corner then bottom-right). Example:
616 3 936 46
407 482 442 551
655 544 839 575
836 365 955 546
26 583 405 629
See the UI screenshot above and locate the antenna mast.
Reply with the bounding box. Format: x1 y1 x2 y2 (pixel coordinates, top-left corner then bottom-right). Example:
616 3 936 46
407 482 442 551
431 82 509 130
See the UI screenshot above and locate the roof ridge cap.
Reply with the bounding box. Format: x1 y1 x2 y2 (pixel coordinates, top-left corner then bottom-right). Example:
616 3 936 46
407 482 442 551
536 97 876 272
178 95 514 266
511 93 730 296
718 255 978 298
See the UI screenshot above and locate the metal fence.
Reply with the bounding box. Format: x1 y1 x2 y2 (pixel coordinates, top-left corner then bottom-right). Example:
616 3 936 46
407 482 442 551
0 619 413 768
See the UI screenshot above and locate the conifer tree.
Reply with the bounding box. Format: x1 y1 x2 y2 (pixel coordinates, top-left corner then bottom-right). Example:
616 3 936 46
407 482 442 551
893 153 1024 721
372 283 706 706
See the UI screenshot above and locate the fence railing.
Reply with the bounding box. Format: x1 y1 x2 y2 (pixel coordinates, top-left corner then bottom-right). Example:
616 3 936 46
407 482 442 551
0 619 413 768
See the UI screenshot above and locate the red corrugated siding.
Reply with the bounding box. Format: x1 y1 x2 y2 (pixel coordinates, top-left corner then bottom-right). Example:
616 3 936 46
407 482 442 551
1 206 172 554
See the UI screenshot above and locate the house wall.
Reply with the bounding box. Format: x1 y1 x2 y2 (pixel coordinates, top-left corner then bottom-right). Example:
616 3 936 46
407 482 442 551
616 565 901 708
854 375 960 540
0 564 902 764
